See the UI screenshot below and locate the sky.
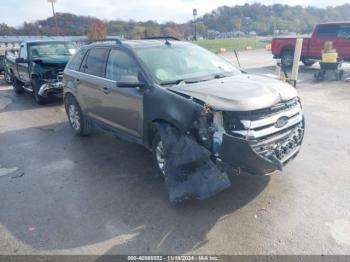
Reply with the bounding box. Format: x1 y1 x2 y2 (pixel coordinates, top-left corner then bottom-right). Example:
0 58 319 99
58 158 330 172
1 0 350 27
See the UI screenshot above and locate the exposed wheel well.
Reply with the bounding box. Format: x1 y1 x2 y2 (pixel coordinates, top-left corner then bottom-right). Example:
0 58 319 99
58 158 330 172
30 74 39 81
147 119 176 149
64 92 75 101
63 92 77 111
281 47 294 55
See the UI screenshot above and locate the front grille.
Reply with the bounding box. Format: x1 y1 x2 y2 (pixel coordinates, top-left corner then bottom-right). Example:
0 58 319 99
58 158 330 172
223 98 304 163
235 97 299 121
249 122 304 161
57 69 64 82
43 67 65 82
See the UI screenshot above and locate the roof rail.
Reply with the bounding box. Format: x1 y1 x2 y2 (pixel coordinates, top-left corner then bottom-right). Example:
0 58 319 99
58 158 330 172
88 38 122 45
143 36 180 41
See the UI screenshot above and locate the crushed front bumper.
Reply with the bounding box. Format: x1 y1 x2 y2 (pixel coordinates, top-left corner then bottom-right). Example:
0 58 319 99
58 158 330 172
218 134 300 175
218 121 304 176
217 98 305 176
38 81 63 96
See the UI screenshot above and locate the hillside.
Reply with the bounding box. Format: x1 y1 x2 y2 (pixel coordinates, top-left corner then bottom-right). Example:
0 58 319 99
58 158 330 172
0 3 350 38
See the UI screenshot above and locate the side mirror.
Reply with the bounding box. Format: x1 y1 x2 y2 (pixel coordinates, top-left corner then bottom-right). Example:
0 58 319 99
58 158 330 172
116 75 145 88
15 58 27 63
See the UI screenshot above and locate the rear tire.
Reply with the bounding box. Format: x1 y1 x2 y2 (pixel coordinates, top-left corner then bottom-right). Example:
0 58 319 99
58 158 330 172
4 71 12 84
65 95 91 136
281 49 294 68
302 59 315 67
12 77 24 94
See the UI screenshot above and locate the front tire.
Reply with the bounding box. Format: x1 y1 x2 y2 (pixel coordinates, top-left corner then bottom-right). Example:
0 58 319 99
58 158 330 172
4 71 12 84
152 132 166 177
65 95 91 136
302 59 315 67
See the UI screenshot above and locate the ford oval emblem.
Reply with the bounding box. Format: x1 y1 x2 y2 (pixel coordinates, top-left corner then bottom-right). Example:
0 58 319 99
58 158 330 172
275 116 288 128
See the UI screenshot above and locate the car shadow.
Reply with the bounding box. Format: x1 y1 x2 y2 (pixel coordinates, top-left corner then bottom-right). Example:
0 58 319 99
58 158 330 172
0 122 270 254
0 79 63 112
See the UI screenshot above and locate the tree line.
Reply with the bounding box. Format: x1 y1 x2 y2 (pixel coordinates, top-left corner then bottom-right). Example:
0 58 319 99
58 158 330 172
1 3 350 38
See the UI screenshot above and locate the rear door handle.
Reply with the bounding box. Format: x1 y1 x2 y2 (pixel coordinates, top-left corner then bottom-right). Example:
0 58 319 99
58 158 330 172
75 79 81 85
102 87 110 94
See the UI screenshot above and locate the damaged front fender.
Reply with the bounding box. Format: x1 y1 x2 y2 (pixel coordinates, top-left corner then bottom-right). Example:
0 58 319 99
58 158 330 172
143 86 203 148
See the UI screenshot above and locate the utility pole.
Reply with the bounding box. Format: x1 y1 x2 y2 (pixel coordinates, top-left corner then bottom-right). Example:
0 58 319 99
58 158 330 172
193 8 197 41
48 0 59 35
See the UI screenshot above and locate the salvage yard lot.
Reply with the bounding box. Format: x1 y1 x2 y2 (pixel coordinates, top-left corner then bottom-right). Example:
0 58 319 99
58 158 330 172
0 49 350 255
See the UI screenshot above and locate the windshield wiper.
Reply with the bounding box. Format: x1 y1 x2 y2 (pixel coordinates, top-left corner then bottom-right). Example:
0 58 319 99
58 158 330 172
160 79 186 86
161 79 205 86
161 75 230 86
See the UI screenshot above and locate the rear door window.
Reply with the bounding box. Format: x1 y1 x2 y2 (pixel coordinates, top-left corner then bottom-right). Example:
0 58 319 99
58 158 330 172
105 49 139 81
83 48 108 77
316 25 339 38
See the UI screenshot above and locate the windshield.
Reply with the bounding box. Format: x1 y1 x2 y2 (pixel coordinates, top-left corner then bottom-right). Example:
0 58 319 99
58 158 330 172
29 43 76 59
135 42 241 85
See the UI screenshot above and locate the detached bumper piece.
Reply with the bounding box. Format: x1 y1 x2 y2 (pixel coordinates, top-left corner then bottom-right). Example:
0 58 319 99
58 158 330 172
155 123 231 204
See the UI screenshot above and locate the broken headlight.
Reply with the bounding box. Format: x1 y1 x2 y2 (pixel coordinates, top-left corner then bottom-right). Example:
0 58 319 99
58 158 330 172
222 111 245 134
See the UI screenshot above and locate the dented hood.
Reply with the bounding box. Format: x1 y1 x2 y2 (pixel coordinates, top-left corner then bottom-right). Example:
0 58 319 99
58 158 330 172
167 74 297 111
32 56 70 66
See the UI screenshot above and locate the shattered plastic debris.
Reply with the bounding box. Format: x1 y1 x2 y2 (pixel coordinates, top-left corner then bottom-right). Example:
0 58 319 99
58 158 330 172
155 122 231 204
0 165 21 178
11 171 25 179
35 127 55 132
27 227 35 232
0 165 24 179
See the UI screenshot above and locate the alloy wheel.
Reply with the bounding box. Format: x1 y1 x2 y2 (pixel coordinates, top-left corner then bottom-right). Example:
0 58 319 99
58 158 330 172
68 104 81 131
156 140 166 176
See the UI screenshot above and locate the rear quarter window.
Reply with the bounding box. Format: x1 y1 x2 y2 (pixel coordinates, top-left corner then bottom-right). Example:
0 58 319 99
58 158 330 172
67 49 87 71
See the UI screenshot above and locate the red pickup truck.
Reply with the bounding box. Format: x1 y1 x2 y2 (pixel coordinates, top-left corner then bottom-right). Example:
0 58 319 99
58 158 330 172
271 22 350 67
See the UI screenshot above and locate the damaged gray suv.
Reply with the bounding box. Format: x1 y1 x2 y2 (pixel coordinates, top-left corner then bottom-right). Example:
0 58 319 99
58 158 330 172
63 37 304 203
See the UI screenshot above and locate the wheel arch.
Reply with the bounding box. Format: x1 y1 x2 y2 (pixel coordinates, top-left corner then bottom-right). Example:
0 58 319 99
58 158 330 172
280 46 295 56
146 119 178 149
30 73 39 81
63 92 79 111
